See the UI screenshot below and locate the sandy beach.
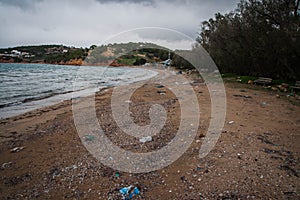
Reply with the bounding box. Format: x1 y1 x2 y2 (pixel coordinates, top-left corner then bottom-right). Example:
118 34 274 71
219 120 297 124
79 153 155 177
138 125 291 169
0 68 299 199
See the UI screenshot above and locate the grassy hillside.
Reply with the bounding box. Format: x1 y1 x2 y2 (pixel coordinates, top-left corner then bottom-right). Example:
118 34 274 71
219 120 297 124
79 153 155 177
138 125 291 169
85 42 170 66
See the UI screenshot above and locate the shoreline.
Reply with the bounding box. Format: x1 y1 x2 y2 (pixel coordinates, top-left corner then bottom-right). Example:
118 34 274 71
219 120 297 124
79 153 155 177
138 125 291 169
0 67 299 199
0 64 159 120
0 61 132 67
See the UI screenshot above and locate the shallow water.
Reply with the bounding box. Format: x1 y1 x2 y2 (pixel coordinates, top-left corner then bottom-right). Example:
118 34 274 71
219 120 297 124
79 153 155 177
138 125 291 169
0 63 157 119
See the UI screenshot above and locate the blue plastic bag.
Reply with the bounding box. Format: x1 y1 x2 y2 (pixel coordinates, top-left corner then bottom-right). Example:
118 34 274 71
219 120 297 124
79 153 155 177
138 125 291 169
119 185 140 200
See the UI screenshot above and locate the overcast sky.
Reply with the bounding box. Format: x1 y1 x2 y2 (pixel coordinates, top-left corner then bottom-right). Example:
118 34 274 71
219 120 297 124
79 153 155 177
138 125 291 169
0 0 239 49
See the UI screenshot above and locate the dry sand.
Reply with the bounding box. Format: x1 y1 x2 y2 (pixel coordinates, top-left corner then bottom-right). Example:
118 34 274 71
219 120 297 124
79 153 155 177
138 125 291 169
0 68 299 199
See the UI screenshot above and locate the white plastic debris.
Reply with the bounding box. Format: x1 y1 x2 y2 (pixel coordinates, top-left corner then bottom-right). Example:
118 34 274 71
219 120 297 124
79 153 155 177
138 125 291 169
1 162 13 169
139 136 152 143
10 146 24 153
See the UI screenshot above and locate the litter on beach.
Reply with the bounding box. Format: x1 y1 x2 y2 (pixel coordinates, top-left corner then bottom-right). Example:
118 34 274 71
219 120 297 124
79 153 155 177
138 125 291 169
84 135 95 141
139 136 152 143
10 146 24 153
119 185 140 200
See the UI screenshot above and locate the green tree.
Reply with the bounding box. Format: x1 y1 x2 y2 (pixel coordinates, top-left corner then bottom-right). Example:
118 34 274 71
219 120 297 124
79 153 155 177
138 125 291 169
197 0 300 80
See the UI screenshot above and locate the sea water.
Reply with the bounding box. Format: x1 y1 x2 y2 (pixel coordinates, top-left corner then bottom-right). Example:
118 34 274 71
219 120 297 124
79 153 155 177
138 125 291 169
0 63 157 119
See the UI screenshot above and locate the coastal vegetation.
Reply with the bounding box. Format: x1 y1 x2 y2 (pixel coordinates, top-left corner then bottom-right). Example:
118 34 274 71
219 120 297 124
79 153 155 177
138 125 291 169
196 0 300 81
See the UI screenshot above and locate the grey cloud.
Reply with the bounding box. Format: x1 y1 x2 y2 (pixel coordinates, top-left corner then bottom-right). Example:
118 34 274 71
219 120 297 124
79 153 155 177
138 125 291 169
95 0 154 3
0 0 43 9
0 0 240 48
132 28 191 42
0 0 238 7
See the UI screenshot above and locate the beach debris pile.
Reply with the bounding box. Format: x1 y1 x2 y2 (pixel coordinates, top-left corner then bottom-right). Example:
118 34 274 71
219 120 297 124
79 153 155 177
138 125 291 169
233 94 252 99
119 185 140 200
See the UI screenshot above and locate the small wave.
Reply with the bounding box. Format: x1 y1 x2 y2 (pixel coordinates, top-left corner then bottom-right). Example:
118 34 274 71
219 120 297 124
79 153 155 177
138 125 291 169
21 91 74 104
0 101 21 109
0 63 158 119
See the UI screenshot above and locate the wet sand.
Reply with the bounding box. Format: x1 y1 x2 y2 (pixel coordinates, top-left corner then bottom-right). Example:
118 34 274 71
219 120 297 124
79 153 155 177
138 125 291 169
0 68 299 199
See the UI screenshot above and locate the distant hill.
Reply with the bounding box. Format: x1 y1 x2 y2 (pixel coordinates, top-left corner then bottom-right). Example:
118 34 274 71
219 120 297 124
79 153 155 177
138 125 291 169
0 45 88 65
85 42 170 66
0 43 196 70
0 43 174 66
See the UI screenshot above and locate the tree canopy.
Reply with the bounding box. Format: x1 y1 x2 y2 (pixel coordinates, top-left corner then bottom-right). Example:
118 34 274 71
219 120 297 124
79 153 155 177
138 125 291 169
197 0 300 80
